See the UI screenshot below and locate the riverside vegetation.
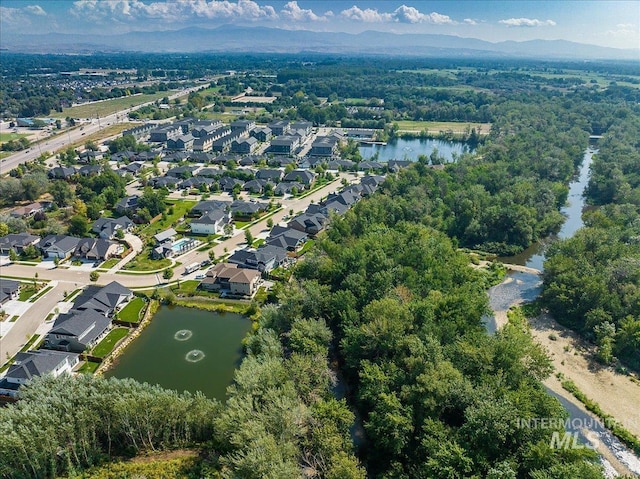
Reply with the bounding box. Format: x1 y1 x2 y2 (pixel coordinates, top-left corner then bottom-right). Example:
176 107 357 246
1 56 639 478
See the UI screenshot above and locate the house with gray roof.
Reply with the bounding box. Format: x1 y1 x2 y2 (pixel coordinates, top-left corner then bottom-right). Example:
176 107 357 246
268 120 290 136
251 126 272 142
255 169 283 182
72 281 133 317
283 169 316 186
269 135 300 155
274 181 304 196
92 216 134 240
230 200 268 219
167 134 195 151
45 309 111 353
0 232 41 255
40 235 82 259
0 279 20 304
0 350 79 398
148 176 181 189
227 244 287 273
266 226 308 252
75 238 121 261
231 137 258 154
190 200 230 217
191 208 230 235
288 211 328 236
48 166 76 180
154 228 177 244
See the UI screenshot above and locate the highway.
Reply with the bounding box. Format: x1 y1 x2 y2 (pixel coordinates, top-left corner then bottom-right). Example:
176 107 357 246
0 84 206 174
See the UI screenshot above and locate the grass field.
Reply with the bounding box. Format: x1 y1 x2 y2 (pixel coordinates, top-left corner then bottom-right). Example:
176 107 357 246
116 297 146 323
138 200 196 239
18 284 40 301
51 92 172 119
92 327 129 358
395 120 491 135
123 250 172 272
77 361 100 374
99 258 120 269
0 132 28 145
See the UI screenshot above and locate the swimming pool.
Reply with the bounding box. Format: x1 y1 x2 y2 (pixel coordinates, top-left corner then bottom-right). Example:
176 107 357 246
171 238 194 253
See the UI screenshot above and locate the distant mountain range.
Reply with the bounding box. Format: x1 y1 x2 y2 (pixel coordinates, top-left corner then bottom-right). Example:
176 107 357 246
3 25 639 60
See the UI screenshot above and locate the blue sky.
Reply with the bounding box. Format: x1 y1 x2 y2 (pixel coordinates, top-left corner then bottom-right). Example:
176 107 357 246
1 0 638 49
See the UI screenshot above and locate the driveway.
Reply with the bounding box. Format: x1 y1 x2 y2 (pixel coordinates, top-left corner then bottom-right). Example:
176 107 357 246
107 233 144 273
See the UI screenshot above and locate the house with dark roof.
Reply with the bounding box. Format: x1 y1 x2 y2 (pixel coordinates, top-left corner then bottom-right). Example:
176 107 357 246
283 169 316 186
9 202 47 219
290 121 313 136
231 137 259 154
115 195 139 215
199 263 261 297
255 169 283 182
266 226 308 252
78 150 104 164
268 156 297 167
149 125 182 142
251 126 272 142
191 209 230 235
179 176 216 190
213 132 242 152
227 244 287 273
196 167 222 178
358 161 385 171
288 211 328 236
78 164 102 177
274 182 304 196
45 309 111 353
230 200 268 219
91 216 134 240
189 200 230 217
388 160 413 172
230 119 256 134
310 136 339 157
219 177 245 192
268 120 290 136
269 135 300 155
48 166 76 180
154 228 177 244
166 165 197 178
148 176 181 189
327 159 356 171
0 279 20 304
40 235 82 259
0 350 79 398
243 179 271 194
72 281 133 317
167 134 195 151
0 233 41 254
75 238 121 261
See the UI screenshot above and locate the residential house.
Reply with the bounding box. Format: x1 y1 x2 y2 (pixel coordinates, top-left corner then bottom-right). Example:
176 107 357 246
91 216 134 240
189 200 230 217
327 159 356 170
310 136 339 157
77 150 104 164
243 179 270 194
231 137 258 154
179 177 216 190
255 169 283 182
78 164 102 176
45 309 111 353
196 167 221 178
163 151 190 162
288 211 328 236
190 209 230 235
212 132 241 152
114 195 139 215
166 165 197 178
148 176 180 189
219 177 244 192
230 200 267 219
270 135 300 155
154 228 177 245
0 233 41 255
266 226 307 252
290 121 313 137
122 123 157 140
10 202 47 219
149 125 182 142
193 135 215 152
0 279 20 304
75 238 121 261
227 244 287 273
388 160 412 172
0 350 79 398
274 182 304 196
268 156 297 167
190 152 215 163
72 281 133 317
268 120 290 136
230 119 255 135
167 134 195 151
251 127 272 142
283 169 316 186
40 235 82 259
199 263 261 297
48 166 76 180
239 156 259 166
358 161 385 172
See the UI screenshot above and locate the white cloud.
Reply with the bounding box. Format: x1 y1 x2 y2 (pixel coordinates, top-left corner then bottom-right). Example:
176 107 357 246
392 5 453 24
281 1 327 22
25 5 47 16
606 24 638 39
340 6 390 23
463 18 478 25
340 4 452 24
499 17 556 27
71 0 278 23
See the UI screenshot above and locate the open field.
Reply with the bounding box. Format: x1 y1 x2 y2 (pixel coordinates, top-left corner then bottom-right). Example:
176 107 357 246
395 120 491 135
51 92 172 119
55 123 135 154
0 132 28 145
231 95 277 103
137 200 196 238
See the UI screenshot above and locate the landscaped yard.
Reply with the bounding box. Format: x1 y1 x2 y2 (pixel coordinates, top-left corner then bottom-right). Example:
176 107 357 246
138 199 196 238
18 284 40 301
122 250 172 272
91 327 129 358
170 280 201 296
77 361 100 375
116 297 146 323
99 258 121 269
395 120 491 135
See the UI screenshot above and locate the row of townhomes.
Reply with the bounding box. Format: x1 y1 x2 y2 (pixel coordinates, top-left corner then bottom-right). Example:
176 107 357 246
0 281 134 398
197 175 385 298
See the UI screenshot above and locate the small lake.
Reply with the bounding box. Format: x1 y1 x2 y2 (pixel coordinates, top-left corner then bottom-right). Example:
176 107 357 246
105 306 251 400
358 137 472 163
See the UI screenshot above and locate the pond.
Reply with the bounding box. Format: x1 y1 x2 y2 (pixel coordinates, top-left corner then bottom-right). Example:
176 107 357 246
105 305 251 400
358 137 472 163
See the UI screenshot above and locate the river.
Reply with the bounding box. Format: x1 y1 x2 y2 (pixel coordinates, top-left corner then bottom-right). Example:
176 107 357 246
105 306 251 400
486 146 640 477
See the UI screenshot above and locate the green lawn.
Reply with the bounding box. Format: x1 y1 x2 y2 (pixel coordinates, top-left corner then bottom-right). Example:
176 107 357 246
18 284 40 301
51 92 172 119
116 297 146 323
0 132 28 144
123 250 172 272
29 285 53 302
77 361 101 375
296 239 316 256
91 327 129 358
170 280 201 295
99 258 120 269
138 200 196 239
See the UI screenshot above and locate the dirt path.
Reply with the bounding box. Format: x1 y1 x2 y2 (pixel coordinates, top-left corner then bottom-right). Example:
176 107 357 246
528 313 640 441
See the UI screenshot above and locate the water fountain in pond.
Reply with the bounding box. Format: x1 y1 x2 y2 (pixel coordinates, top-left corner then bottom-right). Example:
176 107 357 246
174 329 193 341
185 349 205 363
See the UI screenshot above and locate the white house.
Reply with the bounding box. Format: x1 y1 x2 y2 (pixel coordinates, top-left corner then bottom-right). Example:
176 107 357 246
190 209 230 235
